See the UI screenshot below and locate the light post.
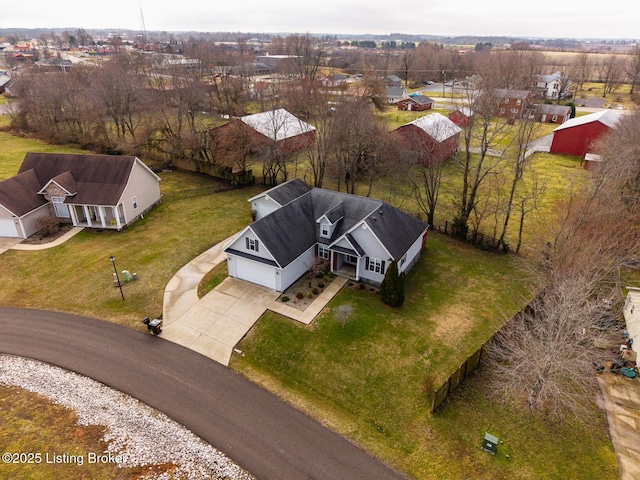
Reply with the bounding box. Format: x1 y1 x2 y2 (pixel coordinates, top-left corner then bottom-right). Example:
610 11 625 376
442 70 446 98
110 255 125 301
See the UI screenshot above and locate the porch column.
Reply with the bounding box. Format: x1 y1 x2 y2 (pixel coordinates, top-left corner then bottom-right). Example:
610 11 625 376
83 205 92 227
68 205 78 226
98 206 106 228
355 257 360 281
112 206 122 230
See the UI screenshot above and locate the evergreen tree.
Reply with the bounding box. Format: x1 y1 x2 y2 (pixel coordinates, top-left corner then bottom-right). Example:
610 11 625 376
379 260 405 307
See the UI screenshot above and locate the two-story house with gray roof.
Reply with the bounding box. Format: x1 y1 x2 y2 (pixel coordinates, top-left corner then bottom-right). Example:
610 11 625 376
224 179 428 291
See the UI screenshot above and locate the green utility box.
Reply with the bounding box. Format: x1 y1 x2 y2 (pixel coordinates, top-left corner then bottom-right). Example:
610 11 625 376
482 433 499 455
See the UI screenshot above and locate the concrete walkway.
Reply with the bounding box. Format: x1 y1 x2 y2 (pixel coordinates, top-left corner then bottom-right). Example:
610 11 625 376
162 235 348 365
599 375 640 480
0 227 84 254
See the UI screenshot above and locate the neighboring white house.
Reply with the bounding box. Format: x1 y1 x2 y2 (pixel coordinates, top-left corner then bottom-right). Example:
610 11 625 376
0 153 161 238
623 287 640 367
224 181 428 292
533 71 571 100
386 86 408 104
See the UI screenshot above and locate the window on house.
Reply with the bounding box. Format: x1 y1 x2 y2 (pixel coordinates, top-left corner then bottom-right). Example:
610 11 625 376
511 109 519 114
132 196 138 209
504 98 509 104
320 223 330 237
366 257 385 274
246 237 259 252
516 99 521 106
52 196 70 218
499 108 505 114
318 244 329 259
400 254 407 267
552 115 558 122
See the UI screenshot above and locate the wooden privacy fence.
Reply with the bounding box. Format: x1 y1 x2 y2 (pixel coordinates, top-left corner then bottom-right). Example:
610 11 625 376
433 222 506 253
162 184 238 202
431 345 485 413
430 300 534 413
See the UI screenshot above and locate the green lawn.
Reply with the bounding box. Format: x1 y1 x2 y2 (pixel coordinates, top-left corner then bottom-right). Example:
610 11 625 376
0 125 87 181
0 170 261 328
376 106 452 130
231 232 617 479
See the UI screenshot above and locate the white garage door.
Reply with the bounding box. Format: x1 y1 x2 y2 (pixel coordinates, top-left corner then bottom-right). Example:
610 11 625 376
232 256 277 290
0 218 18 237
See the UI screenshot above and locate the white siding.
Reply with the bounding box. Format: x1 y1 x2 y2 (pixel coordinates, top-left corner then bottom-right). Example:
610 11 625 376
0 218 18 237
20 205 52 239
350 224 390 284
280 246 315 291
226 228 278 264
252 197 281 220
119 160 161 225
399 232 425 274
228 255 276 290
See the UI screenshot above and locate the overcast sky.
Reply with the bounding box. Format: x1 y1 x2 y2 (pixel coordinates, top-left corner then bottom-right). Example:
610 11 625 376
2 1 638 40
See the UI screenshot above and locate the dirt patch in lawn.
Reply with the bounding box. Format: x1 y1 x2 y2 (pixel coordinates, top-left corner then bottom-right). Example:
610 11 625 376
430 303 478 344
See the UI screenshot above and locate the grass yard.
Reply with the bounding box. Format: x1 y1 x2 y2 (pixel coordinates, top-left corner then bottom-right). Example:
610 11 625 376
375 106 452 130
0 124 87 181
231 231 617 479
0 168 261 328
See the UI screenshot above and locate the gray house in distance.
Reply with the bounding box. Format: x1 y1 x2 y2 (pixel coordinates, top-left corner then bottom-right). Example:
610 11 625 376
224 179 428 292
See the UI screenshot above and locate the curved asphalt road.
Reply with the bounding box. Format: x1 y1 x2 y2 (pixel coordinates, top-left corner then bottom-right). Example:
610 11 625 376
0 307 406 480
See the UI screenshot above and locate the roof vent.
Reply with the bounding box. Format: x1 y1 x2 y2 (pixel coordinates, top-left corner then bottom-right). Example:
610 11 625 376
372 217 377 222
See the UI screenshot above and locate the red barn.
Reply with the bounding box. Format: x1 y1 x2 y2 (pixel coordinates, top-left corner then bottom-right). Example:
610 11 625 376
550 110 620 157
448 107 474 127
212 108 316 155
394 113 462 165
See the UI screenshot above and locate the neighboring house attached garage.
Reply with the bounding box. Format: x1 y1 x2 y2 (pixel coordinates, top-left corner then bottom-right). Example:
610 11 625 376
0 152 161 238
0 212 19 237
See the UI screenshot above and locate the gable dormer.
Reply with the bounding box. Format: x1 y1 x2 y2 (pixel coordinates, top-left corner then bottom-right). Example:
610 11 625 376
316 202 344 239
38 171 77 199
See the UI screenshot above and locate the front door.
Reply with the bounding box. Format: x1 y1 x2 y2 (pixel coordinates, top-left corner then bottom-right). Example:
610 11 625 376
345 255 358 265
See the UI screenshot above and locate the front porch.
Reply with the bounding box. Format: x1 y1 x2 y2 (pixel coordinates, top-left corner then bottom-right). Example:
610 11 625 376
331 250 361 281
334 262 357 280
68 204 125 230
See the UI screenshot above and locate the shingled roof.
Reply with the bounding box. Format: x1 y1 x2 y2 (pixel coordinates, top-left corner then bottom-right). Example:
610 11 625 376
0 169 46 216
18 153 139 206
249 177 311 207
246 187 427 268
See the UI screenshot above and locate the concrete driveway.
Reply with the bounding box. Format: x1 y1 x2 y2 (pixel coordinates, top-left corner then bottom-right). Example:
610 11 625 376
162 234 348 365
162 278 280 364
0 237 20 254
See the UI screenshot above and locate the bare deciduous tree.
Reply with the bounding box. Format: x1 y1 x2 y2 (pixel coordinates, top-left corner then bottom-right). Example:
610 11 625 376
484 111 640 422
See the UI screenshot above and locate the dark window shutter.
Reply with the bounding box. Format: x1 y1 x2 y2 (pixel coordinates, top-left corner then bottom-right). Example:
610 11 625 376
246 237 249 249
381 261 386 273
365 257 370 271
255 240 259 252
